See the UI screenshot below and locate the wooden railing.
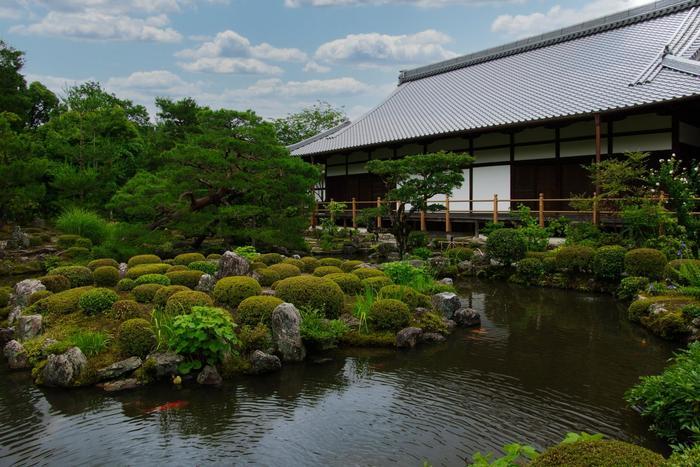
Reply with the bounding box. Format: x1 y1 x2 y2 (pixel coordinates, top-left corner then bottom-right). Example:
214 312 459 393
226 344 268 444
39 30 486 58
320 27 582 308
311 193 693 233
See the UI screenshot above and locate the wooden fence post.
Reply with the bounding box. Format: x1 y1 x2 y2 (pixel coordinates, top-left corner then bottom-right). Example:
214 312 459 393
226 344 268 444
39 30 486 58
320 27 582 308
420 210 427 232
352 198 357 229
445 196 452 233
592 192 598 225
376 196 382 229
493 194 499 224
659 191 666 236
539 193 545 228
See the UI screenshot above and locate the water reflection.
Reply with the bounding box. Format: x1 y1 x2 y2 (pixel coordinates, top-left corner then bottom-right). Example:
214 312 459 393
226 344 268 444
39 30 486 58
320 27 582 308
0 278 675 466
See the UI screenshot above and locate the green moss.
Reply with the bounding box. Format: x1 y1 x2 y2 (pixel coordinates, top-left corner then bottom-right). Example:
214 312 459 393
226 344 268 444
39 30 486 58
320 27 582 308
625 248 668 280
530 440 665 467
0 287 11 307
300 256 320 273
164 290 214 314
188 260 217 275
313 265 343 277
109 300 146 321
378 285 429 309
325 273 363 295
254 268 281 287
213 276 261 308
258 253 283 265
166 264 188 273
165 269 203 288
236 296 283 327
628 298 655 322
49 266 94 288
31 286 93 315
152 285 191 307
60 246 91 260
268 263 301 279
341 260 363 272
206 253 222 261
132 284 165 303
339 330 396 347
126 263 169 279
29 290 53 305
369 299 411 331
361 276 393 293
352 268 386 280
220 352 252 378
173 252 206 265
127 254 162 268
318 257 343 267
134 273 171 286
87 258 120 271
249 262 266 272
38 274 71 293
57 234 81 249
412 311 448 334
93 266 120 287
118 318 156 358
274 275 344 319
282 258 305 270
641 309 691 340
79 288 119 315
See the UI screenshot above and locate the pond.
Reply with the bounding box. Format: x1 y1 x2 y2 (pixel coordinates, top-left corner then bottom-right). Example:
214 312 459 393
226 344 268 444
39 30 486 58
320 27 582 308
0 278 676 466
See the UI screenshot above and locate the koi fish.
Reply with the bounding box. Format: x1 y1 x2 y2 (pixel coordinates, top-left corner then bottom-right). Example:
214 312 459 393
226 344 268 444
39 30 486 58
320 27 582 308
146 400 189 414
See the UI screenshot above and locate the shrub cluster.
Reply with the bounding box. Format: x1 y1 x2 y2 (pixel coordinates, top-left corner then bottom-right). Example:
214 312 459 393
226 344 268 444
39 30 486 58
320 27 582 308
127 254 162 268
325 273 363 295
617 276 650 301
79 288 119 315
515 258 544 282
87 258 119 270
188 261 217 275
29 290 53 305
274 276 344 319
134 274 171 286
118 318 156 358
165 270 204 289
531 440 664 467
213 276 262 308
554 245 595 273
109 300 144 321
126 263 169 279
258 253 283 265
31 286 93 315
282 258 305 270
318 258 343 268
378 285 429 309
117 278 136 291
313 265 343 277
299 256 319 273
268 263 301 279
592 245 626 281
164 290 214 314
39 274 71 293
132 284 165 303
153 285 191 307
173 252 206 265
368 299 411 331
93 266 120 287
352 268 386 280
486 229 526 266
362 276 393 292
49 266 94 288
236 296 283 327
445 247 473 263
254 268 281 287
665 259 700 283
624 248 667 279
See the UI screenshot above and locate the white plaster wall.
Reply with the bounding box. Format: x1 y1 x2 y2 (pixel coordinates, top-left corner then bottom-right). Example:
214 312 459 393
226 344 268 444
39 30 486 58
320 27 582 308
514 143 555 161
427 169 471 213
613 133 672 153
472 165 510 212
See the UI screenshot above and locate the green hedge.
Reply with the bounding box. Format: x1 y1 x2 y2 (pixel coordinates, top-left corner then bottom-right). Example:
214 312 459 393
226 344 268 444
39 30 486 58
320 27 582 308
592 245 626 281
127 254 161 268
236 296 284 327
118 318 155 358
368 299 411 331
274 275 344 319
165 290 214 314
486 229 526 266
531 440 664 467
78 288 119 315
213 276 261 308
625 248 667 279
49 266 94 288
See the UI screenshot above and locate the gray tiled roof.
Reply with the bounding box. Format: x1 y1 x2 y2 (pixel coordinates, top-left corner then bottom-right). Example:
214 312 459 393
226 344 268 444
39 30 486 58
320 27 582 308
291 0 700 156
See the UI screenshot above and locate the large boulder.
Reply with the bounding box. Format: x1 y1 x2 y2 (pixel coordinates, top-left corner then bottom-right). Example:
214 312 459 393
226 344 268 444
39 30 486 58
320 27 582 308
419 332 446 344
431 292 462 319
118 263 128 278
216 251 249 279
8 279 46 325
15 315 42 341
98 378 141 392
396 327 423 349
250 350 282 374
270 303 306 362
144 352 183 379
454 307 481 327
40 347 87 387
195 274 216 293
0 328 14 348
97 357 142 381
4 340 29 369
196 365 223 386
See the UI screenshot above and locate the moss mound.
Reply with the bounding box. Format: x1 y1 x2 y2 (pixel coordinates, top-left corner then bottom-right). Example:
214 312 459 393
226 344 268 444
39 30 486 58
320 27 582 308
341 260 364 272
258 253 283 265
173 252 206 266
109 300 145 321
324 273 363 295
127 254 162 268
78 288 119 315
126 263 169 279
132 284 165 303
555 245 595 273
254 268 281 287
369 299 411 331
531 440 665 467
165 269 204 289
379 285 429 309
268 263 301 279
153 285 191 307
318 257 343 268
29 290 53 305
165 290 214 314
361 276 393 292
282 258 305 270
118 318 156 358
117 278 136 291
300 256 320 273
87 258 119 271
352 268 386 280
274 275 344 319
38 274 71 293
49 266 94 288
213 276 262 308
134 274 171 286
93 266 120 287
166 265 188 273
313 265 343 277
625 248 667 279
31 286 93 315
236 296 284 327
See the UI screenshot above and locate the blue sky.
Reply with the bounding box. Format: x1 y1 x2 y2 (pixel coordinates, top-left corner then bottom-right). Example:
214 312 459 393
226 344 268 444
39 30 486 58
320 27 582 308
0 0 651 120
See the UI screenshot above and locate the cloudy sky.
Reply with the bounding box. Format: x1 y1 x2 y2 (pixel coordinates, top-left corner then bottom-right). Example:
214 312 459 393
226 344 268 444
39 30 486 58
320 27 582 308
0 0 652 120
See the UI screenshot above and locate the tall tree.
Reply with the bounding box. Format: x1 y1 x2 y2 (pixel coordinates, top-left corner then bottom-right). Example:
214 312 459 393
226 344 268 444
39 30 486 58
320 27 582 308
0 40 29 123
273 101 346 146
367 151 474 256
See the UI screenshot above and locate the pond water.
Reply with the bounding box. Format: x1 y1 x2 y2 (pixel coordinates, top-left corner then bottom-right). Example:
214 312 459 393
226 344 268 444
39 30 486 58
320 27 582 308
0 278 676 466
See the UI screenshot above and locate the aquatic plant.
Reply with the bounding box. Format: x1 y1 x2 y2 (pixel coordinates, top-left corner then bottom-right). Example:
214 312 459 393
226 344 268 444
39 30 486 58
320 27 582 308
353 288 375 333
298 306 348 350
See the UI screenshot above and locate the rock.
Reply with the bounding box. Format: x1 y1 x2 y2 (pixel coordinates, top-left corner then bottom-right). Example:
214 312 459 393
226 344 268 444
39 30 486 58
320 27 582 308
444 319 456 333
270 303 306 362
118 263 128 278
9 226 30 249
431 292 462 319
4 340 29 369
40 347 87 387
250 350 282 374
145 352 184 379
99 378 142 392
7 306 22 326
292 254 301 260
16 314 42 341
428 256 451 276
693 317 700 327
340 313 360 328
548 237 566 247
457 260 473 273
217 251 249 279
454 307 481 327
260 288 277 297
10 278 46 310
0 328 15 348
377 233 396 244
386 252 401 262
419 332 447 344
438 278 453 286
408 259 425 269
396 327 423 348
195 273 216 293
97 357 142 381
196 365 222 386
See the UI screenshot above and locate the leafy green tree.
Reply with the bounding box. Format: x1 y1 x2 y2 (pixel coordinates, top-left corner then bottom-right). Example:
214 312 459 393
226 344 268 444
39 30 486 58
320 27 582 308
26 81 59 128
366 151 474 256
110 106 320 249
273 101 346 145
0 40 29 124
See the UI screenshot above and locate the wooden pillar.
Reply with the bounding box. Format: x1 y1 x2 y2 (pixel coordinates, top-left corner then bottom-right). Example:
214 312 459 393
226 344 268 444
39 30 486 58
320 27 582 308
352 198 357 229
445 196 452 233
592 192 598 225
420 210 427 232
539 193 545 228
376 196 382 229
493 194 499 224
595 114 602 195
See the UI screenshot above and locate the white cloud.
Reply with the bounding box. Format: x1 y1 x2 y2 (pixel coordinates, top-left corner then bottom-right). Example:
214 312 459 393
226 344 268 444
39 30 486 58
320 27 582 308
180 57 284 74
106 70 201 96
285 0 522 7
303 61 331 73
24 0 225 15
491 0 651 38
314 29 456 68
244 77 370 97
25 73 94 95
0 6 23 19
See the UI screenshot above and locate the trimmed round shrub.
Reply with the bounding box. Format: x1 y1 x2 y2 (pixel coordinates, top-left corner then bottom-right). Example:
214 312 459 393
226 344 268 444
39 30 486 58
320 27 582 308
486 229 527 266
341 260 363 273
592 245 626 281
31 286 93 315
57 234 81 249
166 265 188 273
206 253 222 261
300 256 320 273
668 444 700 467
250 261 267 272
93 266 120 287
117 278 136 292
188 260 217 275
268 263 301 279
87 258 119 270
153 285 191 307
254 268 281 287
274 276 344 319
74 237 93 249
126 263 169 279
109 300 145 320
258 253 283 265
515 258 544 280
0 287 12 307
413 311 448 334
132 284 165 303
173 252 206 266
352 268 386 280
379 285 429 309
29 290 53 305
165 290 214 314
60 246 90 260
127 254 161 268
369 299 411 331
134 274 171 286
628 298 654 322
313 265 343 277
325 273 363 295
49 266 94 288
236 296 284 326
213 276 262 308
79 288 119 315
530 440 664 467
625 248 667 279
282 258 305 270
318 257 343 267
362 276 393 292
554 245 595 273
445 247 474 262
39 274 71 293
665 259 700 283
165 270 204 289
617 276 650 301
118 318 156 358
